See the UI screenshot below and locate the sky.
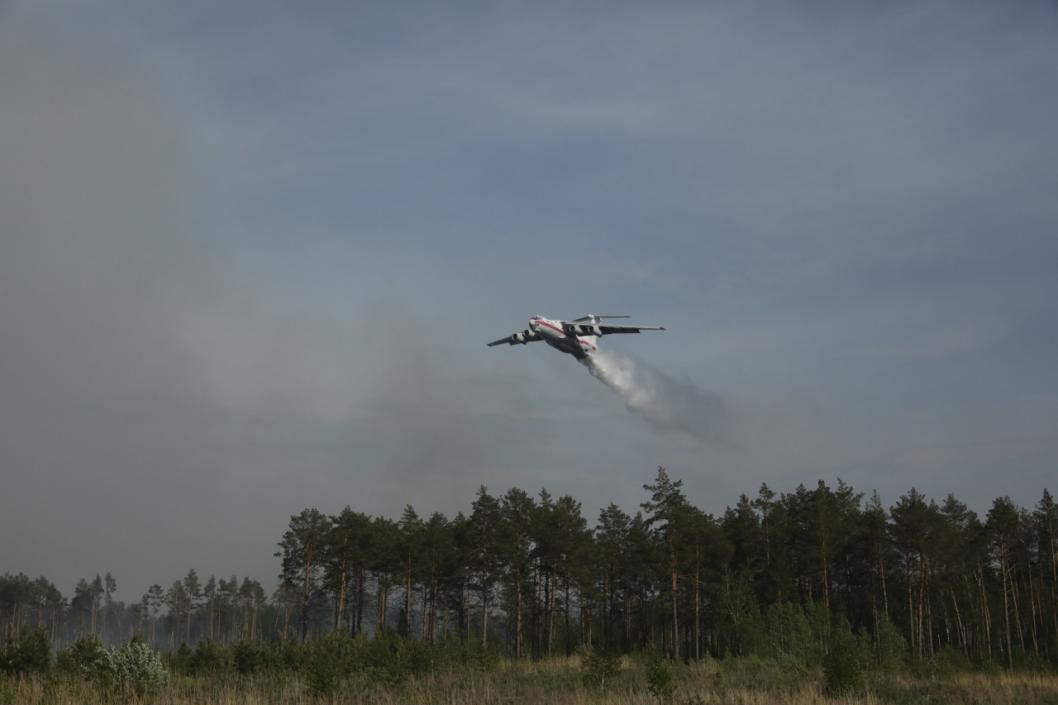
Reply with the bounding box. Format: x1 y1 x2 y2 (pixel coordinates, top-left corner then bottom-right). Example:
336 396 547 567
2 0 1057 601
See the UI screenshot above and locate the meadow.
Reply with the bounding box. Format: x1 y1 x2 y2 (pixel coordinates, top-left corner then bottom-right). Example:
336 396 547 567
3 638 1058 705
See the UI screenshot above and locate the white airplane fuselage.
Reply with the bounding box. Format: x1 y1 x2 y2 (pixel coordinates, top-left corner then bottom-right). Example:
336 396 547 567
529 316 598 360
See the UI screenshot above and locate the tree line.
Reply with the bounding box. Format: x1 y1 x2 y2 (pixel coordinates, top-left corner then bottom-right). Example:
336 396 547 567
4 469 1058 668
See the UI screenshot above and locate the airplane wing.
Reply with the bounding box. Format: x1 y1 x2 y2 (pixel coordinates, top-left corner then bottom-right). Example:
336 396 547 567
597 324 666 335
487 329 539 347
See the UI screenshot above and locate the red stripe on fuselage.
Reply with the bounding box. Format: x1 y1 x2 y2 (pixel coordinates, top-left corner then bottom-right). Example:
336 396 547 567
534 320 566 335
533 319 596 353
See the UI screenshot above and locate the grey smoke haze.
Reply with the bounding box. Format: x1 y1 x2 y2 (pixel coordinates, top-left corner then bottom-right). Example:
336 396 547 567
2 1 1058 600
584 351 730 444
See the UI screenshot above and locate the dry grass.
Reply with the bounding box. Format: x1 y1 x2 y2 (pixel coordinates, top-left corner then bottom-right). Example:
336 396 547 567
3 659 1058 705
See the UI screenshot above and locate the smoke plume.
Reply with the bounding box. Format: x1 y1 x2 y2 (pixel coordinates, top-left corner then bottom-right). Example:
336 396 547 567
582 350 730 443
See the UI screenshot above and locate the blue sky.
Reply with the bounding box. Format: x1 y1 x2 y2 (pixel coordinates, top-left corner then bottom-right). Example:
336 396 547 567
2 0 1057 598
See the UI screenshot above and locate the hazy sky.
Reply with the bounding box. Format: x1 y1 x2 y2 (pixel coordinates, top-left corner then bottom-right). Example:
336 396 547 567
3 1 1057 600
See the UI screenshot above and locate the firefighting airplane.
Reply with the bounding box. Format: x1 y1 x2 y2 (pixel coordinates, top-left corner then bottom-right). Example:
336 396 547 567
487 314 665 360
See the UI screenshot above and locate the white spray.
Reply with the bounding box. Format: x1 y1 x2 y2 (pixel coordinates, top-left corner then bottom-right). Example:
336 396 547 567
581 350 729 443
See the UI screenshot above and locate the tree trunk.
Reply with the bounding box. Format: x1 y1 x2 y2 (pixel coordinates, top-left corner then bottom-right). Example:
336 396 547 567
694 557 701 661
1001 546 1013 667
951 588 966 654
335 561 347 633
669 532 679 662
906 553 915 656
402 558 412 636
375 574 388 637
515 566 523 658
300 545 315 641
879 554 889 617
564 573 572 656
1010 565 1026 655
547 570 557 656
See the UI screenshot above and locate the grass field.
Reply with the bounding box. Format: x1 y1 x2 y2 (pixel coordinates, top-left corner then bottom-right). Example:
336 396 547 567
4 655 1058 705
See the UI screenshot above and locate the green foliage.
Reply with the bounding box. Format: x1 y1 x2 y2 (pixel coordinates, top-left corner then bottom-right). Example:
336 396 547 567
930 646 972 677
110 640 168 697
170 642 193 674
187 640 232 675
232 640 274 674
716 654 809 693
823 623 870 695
452 639 500 672
56 636 113 687
644 651 675 701
873 615 907 673
0 630 50 675
764 603 817 665
581 647 621 688
304 638 344 698
0 675 14 705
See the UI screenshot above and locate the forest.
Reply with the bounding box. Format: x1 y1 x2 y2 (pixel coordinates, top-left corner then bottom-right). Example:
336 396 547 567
4 467 1058 673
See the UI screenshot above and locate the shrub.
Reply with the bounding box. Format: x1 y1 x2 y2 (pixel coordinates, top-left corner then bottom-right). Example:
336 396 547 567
187 640 232 675
765 603 817 665
305 641 344 698
0 630 50 676
717 654 808 693
823 625 869 695
873 615 906 673
233 640 272 674
110 641 168 697
170 642 193 674
644 651 675 701
455 639 500 673
582 647 621 688
56 636 113 687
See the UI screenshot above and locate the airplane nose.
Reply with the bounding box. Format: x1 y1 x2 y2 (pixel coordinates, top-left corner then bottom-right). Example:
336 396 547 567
528 317 537 329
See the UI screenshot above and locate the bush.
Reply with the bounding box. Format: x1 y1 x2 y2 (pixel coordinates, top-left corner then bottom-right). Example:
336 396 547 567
582 647 621 688
187 640 232 675
454 639 500 673
170 642 193 674
644 651 675 701
0 630 50 676
873 615 906 673
56 636 113 687
930 646 972 677
823 625 869 695
305 639 345 698
718 654 808 693
233 640 273 675
110 640 168 697
765 603 818 665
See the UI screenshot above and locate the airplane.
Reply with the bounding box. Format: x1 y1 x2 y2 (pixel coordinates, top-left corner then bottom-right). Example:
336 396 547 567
487 314 665 360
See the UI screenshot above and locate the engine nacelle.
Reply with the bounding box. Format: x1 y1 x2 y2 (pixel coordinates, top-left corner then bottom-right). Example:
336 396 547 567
513 332 526 343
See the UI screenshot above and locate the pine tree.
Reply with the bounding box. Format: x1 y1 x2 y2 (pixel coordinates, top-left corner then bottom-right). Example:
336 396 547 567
276 508 332 641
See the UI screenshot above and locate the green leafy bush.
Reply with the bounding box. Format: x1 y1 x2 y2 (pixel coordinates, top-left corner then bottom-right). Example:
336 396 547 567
0 630 50 675
233 640 274 674
873 615 907 673
582 647 621 688
823 625 869 695
170 642 193 674
305 637 347 698
765 603 818 665
717 654 808 693
644 651 675 701
56 636 113 687
110 640 168 697
187 640 233 675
